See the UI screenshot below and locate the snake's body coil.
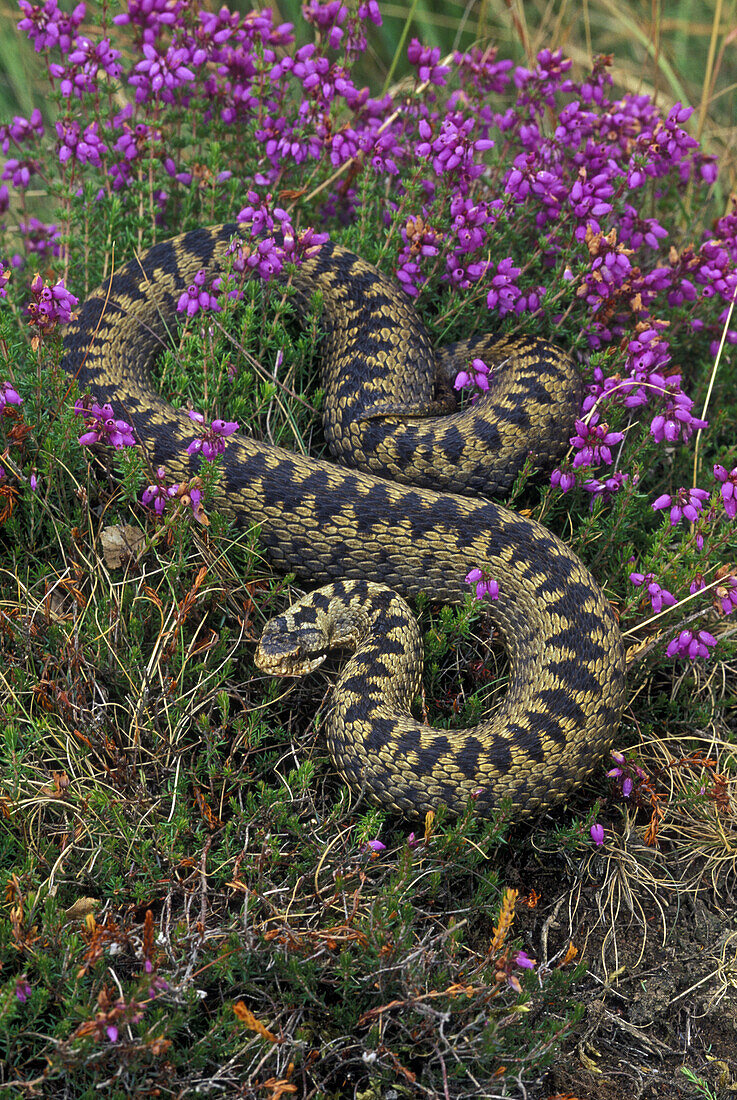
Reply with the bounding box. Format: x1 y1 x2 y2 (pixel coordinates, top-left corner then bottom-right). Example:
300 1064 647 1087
63 225 627 820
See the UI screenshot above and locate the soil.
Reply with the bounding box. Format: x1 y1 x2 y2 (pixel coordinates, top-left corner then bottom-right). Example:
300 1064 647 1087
506 849 737 1100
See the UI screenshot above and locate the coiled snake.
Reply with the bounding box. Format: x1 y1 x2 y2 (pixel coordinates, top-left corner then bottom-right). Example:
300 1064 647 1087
62 224 627 820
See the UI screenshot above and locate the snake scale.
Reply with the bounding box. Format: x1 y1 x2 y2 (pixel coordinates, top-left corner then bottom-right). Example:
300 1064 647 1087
62 223 627 820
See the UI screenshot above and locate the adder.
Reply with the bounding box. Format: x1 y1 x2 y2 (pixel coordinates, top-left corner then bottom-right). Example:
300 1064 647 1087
62 224 627 820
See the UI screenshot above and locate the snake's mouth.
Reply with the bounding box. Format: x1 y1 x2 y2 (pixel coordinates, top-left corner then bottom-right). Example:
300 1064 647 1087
255 646 328 677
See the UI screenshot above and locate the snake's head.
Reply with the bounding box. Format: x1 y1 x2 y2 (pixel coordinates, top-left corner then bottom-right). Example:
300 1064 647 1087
255 620 328 677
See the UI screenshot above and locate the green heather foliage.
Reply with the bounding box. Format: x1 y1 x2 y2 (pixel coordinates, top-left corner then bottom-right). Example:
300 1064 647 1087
0 0 735 1095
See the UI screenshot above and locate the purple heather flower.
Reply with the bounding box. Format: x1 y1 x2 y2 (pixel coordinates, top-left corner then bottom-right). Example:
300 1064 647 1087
75 399 135 449
187 486 205 523
363 129 399 176
20 218 61 261
149 973 169 995
18 0 85 53
130 43 196 104
365 839 386 853
629 572 676 614
607 751 649 799
2 157 40 189
715 575 737 616
713 464 737 519
625 325 672 380
27 274 79 329
454 358 490 394
486 257 522 316
445 195 495 283
0 381 21 410
415 114 492 189
465 567 499 601
303 0 348 49
142 467 178 516
568 171 614 222
577 232 631 307
570 413 625 468
407 38 449 86
163 156 193 186
52 35 123 97
176 269 222 317
358 1 381 24
186 412 239 461
453 46 512 95
56 119 107 166
583 472 628 507
237 194 298 237
106 1025 118 1043
652 487 710 525
394 214 440 295
514 951 535 969
232 237 283 282
650 386 708 444
550 468 576 493
666 629 717 660
113 0 187 45
590 823 605 846
0 109 44 154
698 156 718 183
15 977 32 1002
67 34 122 78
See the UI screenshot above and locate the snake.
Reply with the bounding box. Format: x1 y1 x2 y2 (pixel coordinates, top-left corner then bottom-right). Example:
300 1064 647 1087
62 223 627 821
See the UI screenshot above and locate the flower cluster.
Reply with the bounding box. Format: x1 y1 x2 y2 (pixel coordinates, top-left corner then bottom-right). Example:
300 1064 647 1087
50 35 122 98
583 471 628 508
142 469 207 525
465 567 499 601
607 750 649 799
407 38 449 86
18 0 84 53
485 257 523 316
714 463 737 519
630 571 676 614
570 413 625 468
15 976 32 1002
714 573 737 615
74 398 135 449
454 358 490 395
176 269 222 317
666 628 717 660
415 114 493 191
26 274 78 331
0 107 43 152
56 118 107 165
129 41 195 104
395 215 440 296
652 487 710 526
186 410 239 461
141 465 178 516
18 218 61 261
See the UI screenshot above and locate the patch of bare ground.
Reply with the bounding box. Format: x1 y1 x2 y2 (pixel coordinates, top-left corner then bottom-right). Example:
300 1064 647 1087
503 717 737 1100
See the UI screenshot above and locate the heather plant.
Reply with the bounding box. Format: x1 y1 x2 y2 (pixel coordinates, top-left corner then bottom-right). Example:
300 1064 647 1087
0 0 736 1095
